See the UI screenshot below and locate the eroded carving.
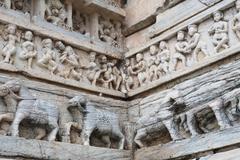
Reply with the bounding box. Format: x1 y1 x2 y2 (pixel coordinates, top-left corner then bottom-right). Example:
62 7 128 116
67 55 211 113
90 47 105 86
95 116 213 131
19 31 37 69
0 24 19 64
0 80 59 141
68 95 125 149
208 10 229 53
45 0 69 30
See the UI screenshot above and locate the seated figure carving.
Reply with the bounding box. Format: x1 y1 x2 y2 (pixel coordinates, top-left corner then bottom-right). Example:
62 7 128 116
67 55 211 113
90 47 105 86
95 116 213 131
208 11 229 53
68 95 125 149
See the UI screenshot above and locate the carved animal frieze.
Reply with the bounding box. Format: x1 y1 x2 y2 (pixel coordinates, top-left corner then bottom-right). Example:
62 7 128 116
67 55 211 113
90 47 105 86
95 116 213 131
68 95 125 149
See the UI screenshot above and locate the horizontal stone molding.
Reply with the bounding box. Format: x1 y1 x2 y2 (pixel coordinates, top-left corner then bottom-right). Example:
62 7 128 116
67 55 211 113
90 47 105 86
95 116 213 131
0 136 131 160
0 8 123 60
127 43 240 97
135 125 240 160
84 0 126 19
0 63 126 98
125 0 234 58
148 0 220 38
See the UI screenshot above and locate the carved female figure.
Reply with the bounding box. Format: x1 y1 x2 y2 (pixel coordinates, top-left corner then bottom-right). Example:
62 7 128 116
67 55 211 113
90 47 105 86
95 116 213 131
132 53 148 86
19 31 37 69
208 11 229 53
100 64 114 89
148 58 158 82
59 45 79 79
172 31 190 71
1 24 19 64
232 0 240 40
186 24 209 63
37 39 58 75
82 52 101 86
111 59 122 90
157 41 170 74
124 59 135 91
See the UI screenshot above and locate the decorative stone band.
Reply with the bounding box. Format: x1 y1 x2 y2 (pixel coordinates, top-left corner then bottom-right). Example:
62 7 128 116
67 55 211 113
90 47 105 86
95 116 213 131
0 135 131 160
0 6 123 59
125 0 239 97
135 126 240 160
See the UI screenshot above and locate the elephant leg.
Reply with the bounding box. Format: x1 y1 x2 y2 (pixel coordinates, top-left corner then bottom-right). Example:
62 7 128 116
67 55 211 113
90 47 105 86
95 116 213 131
186 112 200 137
101 135 111 148
162 118 181 141
47 119 59 141
134 129 147 148
81 125 94 146
10 112 25 137
35 128 46 140
0 113 14 123
114 128 125 149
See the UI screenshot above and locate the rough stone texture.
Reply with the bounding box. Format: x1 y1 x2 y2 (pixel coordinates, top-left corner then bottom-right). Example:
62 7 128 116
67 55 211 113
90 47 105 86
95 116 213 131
0 136 131 160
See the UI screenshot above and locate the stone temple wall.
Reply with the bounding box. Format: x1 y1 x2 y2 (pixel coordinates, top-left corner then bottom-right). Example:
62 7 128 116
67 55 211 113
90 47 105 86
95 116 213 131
0 0 239 160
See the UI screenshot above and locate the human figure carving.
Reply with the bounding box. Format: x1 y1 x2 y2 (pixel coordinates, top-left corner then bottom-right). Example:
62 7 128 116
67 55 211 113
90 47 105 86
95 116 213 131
132 53 148 87
186 24 209 63
37 39 58 75
68 95 125 149
0 80 59 141
58 44 80 79
208 11 229 53
232 0 240 40
111 59 123 90
172 31 190 71
19 31 37 69
157 41 170 74
82 52 101 86
73 13 88 35
0 24 20 64
45 0 69 29
124 59 135 91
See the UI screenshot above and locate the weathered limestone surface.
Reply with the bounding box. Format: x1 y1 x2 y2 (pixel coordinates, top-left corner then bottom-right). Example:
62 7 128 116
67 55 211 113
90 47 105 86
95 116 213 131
0 136 131 160
135 126 240 160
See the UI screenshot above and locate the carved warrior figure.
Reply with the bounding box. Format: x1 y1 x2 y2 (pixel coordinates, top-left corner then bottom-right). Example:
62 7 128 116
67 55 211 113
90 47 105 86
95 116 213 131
186 24 209 62
172 31 190 71
0 80 59 141
134 90 185 148
37 38 58 75
208 11 229 53
232 0 240 40
0 24 19 64
19 31 37 69
68 95 125 149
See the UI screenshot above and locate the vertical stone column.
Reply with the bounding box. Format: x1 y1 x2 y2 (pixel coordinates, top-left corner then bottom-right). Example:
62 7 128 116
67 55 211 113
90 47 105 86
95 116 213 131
89 12 99 41
5 0 11 9
65 0 73 29
32 0 45 19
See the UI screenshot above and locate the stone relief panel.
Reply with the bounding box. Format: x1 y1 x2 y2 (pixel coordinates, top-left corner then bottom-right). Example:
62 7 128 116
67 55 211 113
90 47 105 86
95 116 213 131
126 3 240 91
45 0 70 30
131 55 240 149
0 78 127 149
0 22 126 93
98 16 124 48
0 0 30 13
